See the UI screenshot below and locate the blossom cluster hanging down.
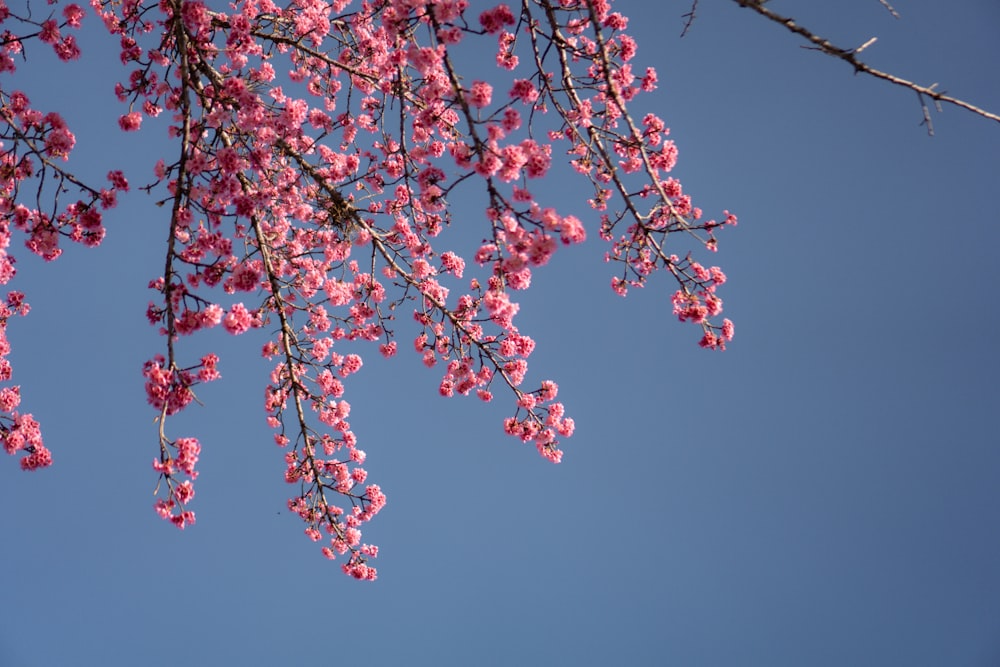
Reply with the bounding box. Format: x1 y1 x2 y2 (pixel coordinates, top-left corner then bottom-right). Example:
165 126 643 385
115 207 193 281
0 0 735 579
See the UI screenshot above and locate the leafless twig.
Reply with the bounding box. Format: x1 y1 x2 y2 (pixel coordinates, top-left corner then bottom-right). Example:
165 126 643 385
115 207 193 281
878 0 901 19
680 0 699 38
853 36 877 55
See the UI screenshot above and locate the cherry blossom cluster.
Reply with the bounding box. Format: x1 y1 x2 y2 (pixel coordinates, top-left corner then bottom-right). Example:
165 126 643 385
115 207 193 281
0 2 85 68
2 0 735 578
0 291 49 470
0 4 127 471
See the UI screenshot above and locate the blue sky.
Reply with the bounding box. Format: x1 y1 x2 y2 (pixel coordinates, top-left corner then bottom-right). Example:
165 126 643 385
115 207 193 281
2 1 1000 665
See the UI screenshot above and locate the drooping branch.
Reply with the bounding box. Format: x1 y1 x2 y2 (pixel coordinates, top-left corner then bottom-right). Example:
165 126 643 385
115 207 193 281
729 0 1000 134
18 0 736 573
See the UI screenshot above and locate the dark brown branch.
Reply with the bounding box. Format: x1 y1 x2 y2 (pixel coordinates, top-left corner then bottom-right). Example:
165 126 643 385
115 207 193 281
680 0 699 38
731 0 1000 130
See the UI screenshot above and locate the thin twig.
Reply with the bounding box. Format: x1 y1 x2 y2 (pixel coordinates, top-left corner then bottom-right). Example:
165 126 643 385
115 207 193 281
854 36 877 55
680 0 699 37
918 92 934 136
878 0 901 19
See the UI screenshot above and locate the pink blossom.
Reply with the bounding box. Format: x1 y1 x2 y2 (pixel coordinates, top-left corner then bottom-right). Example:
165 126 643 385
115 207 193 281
641 66 658 91
468 81 493 108
539 380 558 401
118 112 142 132
200 304 223 327
721 319 735 341
222 303 253 335
174 437 201 476
44 126 75 160
509 79 539 104
479 4 515 33
227 261 261 292
62 4 85 27
522 141 551 178
439 251 465 278
20 444 52 470
0 386 20 412
517 393 536 410
437 25 462 44
174 481 195 504
341 354 363 376
39 20 60 44
54 36 81 61
559 215 586 244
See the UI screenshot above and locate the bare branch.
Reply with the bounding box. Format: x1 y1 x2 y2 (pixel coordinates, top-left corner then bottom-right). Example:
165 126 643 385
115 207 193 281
680 0 699 38
731 0 1000 128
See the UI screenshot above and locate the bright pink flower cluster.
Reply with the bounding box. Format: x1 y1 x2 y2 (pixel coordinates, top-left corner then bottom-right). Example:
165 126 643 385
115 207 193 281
144 350 218 526
21 4 84 62
152 436 201 528
0 291 51 470
143 353 220 415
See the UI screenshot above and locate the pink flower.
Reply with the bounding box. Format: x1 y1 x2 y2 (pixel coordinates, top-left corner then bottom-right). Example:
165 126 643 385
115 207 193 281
521 140 551 178
0 386 20 412
341 354 363 376
54 36 81 61
222 303 253 335
39 20 59 44
227 261 261 292
439 251 465 278
539 380 558 401
699 332 721 350
558 215 586 244
502 108 521 132
641 66 658 91
200 304 223 327
44 127 75 160
19 443 52 470
174 480 195 504
721 319 735 341
517 393 536 410
468 81 492 108
479 4 515 33
437 25 462 44
118 112 142 132
509 79 539 104
62 4 85 27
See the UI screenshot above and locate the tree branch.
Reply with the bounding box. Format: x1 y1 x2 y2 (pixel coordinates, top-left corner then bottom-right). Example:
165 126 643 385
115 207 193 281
680 0 699 38
730 0 1000 133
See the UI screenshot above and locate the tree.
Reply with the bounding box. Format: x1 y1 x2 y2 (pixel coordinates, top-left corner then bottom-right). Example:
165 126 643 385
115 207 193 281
0 0 993 581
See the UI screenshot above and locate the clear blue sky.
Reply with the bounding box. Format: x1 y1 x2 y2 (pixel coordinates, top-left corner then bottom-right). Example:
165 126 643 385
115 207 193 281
2 1 999 665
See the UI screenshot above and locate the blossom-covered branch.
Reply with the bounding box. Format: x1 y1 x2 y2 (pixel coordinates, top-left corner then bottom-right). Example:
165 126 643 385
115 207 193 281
2 0 735 577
